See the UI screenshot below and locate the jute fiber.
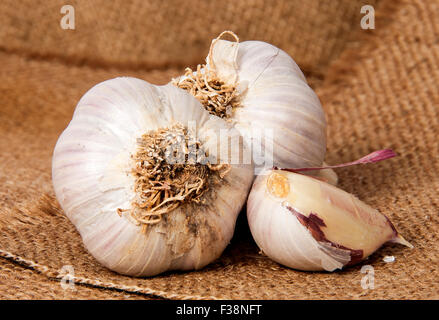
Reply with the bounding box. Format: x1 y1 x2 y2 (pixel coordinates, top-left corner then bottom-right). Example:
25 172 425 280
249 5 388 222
0 0 438 299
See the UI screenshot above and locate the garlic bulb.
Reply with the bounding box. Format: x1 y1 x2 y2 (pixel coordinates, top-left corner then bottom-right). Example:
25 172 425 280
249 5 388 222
173 32 327 172
247 169 412 271
52 77 254 276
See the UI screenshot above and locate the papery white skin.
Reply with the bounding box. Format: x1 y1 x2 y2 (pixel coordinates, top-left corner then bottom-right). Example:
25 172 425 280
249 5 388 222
174 37 327 171
247 169 412 271
52 77 254 276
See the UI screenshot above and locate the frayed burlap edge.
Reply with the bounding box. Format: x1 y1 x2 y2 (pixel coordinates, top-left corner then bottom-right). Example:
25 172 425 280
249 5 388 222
0 248 220 300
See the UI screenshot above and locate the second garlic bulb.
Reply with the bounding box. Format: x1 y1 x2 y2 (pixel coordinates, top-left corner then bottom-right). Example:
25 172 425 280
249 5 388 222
173 32 327 171
52 77 254 276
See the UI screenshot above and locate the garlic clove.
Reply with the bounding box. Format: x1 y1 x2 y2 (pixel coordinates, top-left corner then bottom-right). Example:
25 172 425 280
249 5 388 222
247 169 412 272
53 77 254 276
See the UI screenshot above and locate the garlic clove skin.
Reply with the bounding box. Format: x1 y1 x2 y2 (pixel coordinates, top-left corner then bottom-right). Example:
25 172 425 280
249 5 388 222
173 36 327 171
52 77 254 276
247 169 412 272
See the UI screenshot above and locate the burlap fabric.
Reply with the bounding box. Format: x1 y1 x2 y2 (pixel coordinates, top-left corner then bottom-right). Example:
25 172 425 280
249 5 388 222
0 0 438 299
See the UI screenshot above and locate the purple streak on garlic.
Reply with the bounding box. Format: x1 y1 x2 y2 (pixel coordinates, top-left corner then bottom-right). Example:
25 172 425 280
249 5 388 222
52 77 254 276
247 169 412 271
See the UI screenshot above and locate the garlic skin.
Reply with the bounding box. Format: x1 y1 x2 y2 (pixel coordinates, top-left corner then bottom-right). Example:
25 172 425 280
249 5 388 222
52 77 254 276
174 35 327 171
247 169 412 271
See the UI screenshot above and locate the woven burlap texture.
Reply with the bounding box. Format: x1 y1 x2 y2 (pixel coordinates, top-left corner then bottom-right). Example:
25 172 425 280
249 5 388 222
1 0 438 299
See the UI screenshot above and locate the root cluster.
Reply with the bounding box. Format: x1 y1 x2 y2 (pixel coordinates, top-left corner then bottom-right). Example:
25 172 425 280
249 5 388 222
173 65 240 119
119 123 230 230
